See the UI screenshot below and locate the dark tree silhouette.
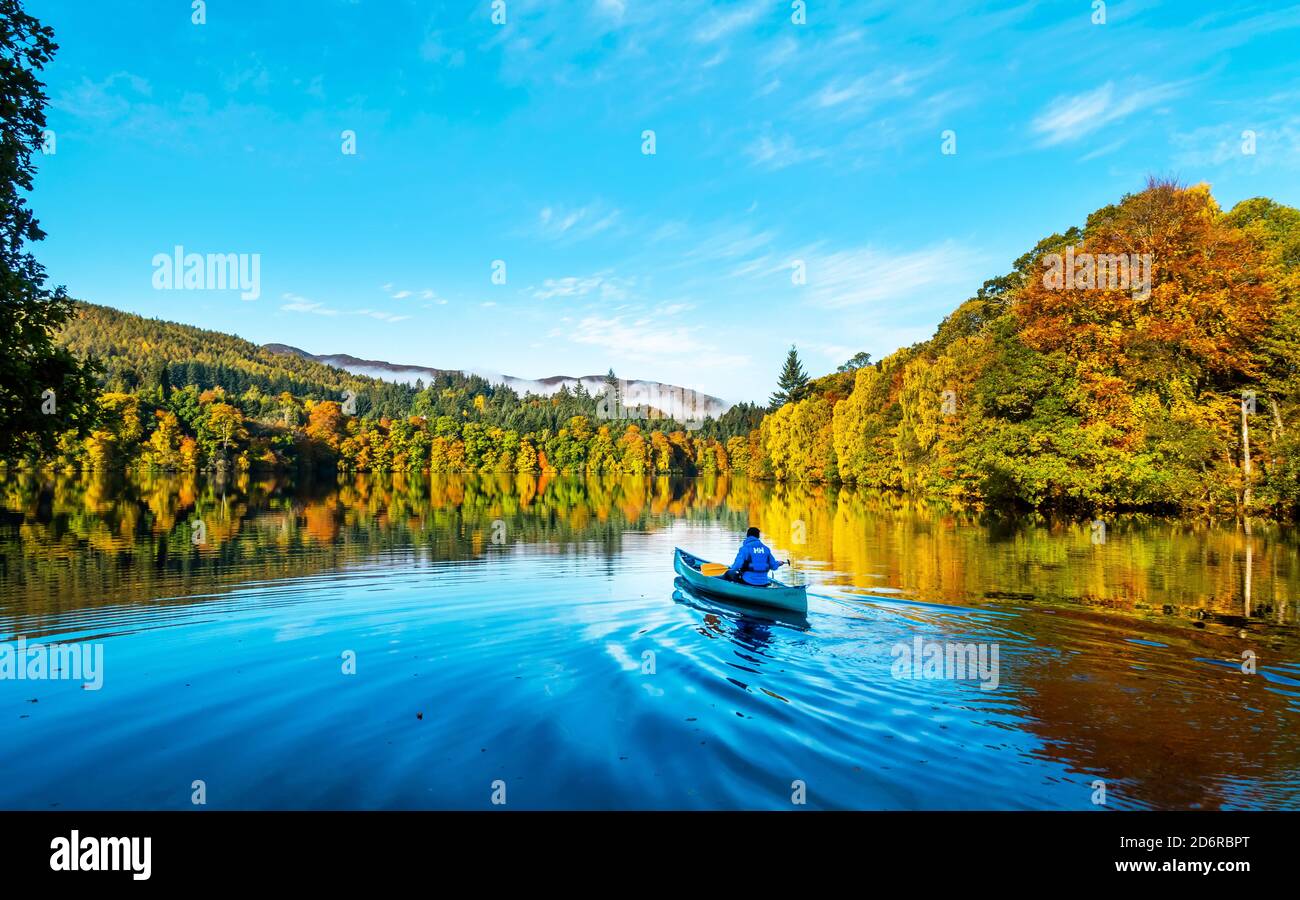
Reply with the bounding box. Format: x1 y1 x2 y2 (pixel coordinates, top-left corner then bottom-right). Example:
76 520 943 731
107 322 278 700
0 0 99 459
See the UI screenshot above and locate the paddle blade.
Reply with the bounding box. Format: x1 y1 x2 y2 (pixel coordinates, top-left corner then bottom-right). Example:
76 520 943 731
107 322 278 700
699 562 729 577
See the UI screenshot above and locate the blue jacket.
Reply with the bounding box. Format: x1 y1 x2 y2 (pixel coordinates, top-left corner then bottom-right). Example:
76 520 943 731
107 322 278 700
728 535 784 586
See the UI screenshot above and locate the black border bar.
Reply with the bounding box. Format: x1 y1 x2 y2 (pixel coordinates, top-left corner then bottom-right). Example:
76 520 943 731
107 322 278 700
0 810 1287 886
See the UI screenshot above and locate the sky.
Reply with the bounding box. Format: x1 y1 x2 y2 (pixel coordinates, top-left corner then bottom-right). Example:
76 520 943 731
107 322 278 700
26 0 1300 404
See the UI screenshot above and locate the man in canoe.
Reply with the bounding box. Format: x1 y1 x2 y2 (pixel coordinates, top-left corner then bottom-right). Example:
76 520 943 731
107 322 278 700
725 527 789 586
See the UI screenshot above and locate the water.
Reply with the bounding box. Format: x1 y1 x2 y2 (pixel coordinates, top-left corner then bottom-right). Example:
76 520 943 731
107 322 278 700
1 471 1298 810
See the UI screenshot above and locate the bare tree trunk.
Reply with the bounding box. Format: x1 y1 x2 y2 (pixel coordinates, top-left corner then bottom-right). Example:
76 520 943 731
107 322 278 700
1242 396 1253 510
1244 530 1253 619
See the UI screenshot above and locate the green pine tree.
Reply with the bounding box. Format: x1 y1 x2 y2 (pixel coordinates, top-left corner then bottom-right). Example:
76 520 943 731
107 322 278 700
769 345 810 409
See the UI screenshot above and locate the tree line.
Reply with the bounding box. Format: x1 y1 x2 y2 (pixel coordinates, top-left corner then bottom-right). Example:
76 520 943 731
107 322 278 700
3 296 765 476
8 183 1300 519
4 3 1299 516
760 181 1300 518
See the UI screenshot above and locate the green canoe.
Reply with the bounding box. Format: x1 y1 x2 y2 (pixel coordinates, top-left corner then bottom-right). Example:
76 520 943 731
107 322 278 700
673 547 808 615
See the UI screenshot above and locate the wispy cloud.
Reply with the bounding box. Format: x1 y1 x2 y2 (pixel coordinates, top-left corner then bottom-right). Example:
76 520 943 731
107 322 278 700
1169 89 1300 171
420 29 466 67
692 0 766 44
812 68 925 117
54 72 151 120
657 302 693 316
383 284 445 304
594 0 626 21
787 242 988 310
680 224 776 266
281 293 335 316
221 56 272 94
1172 119 1300 170
537 203 621 242
529 273 632 301
1032 80 1184 146
557 314 746 368
280 293 411 322
745 133 825 170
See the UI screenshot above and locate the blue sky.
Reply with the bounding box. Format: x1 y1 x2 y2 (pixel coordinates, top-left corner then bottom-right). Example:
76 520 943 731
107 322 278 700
28 0 1300 403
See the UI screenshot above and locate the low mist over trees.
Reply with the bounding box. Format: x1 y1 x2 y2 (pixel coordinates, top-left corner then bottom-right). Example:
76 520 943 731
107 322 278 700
9 181 1300 519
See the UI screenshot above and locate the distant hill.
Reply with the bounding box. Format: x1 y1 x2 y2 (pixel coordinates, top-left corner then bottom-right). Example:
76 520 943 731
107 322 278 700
262 344 462 383
262 343 732 418
58 303 420 418
55 303 732 424
40 303 760 476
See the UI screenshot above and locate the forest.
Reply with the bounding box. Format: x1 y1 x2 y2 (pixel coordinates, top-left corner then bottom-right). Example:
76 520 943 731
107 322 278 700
18 300 767 477
9 182 1300 518
764 180 1300 518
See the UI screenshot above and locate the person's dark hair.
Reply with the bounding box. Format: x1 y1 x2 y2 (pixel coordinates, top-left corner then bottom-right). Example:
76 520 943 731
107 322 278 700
746 526 760 538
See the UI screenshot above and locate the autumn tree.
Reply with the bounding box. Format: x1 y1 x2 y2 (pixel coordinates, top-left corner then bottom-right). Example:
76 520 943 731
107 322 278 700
144 410 184 469
200 403 248 460
306 400 347 451
1013 179 1278 508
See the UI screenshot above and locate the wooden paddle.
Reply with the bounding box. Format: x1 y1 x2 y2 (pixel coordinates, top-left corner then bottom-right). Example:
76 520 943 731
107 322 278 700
700 559 796 579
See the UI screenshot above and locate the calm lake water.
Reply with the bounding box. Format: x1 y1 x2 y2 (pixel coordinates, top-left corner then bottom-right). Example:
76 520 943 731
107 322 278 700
1 471 1298 810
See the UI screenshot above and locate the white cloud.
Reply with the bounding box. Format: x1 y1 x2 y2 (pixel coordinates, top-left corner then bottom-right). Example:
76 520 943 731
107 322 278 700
537 203 621 241
559 314 746 368
595 0 626 21
280 293 410 323
54 72 151 120
1170 111 1300 171
745 133 825 170
692 0 766 44
788 242 988 310
280 294 337 316
681 224 776 265
1031 80 1184 146
812 69 923 117
657 302 694 316
356 309 412 322
530 273 632 302
384 285 445 304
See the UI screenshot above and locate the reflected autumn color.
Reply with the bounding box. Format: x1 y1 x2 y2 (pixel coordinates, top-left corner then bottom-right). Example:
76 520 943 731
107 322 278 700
1 470 1295 632
1006 604 1300 809
2 470 1299 811
0 470 747 616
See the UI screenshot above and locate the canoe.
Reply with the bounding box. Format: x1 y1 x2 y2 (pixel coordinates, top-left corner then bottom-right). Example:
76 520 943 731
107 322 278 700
672 581 812 630
673 547 808 615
